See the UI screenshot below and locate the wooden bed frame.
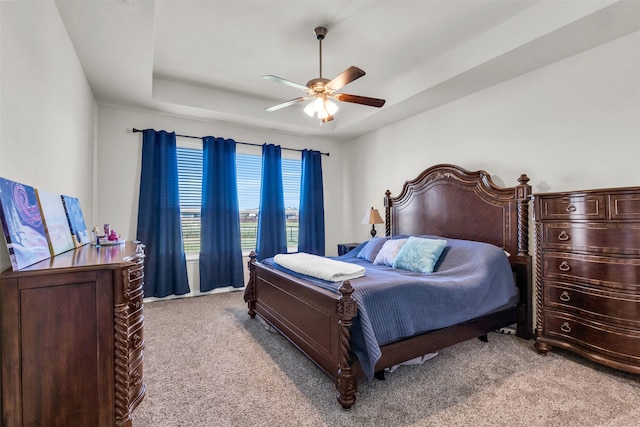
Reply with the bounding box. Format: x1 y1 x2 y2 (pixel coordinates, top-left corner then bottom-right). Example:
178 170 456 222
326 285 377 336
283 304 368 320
244 164 532 409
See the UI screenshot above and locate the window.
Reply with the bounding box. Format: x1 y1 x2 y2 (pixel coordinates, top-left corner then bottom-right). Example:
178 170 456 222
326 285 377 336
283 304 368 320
176 145 301 255
176 146 203 254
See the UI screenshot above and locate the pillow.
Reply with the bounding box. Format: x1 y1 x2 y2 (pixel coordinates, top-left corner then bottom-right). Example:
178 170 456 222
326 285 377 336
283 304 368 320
373 238 408 266
392 236 448 274
357 237 389 263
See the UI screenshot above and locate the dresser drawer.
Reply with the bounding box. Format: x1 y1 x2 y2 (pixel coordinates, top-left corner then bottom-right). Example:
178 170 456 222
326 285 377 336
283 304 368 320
540 222 640 256
121 264 143 300
128 315 144 352
128 286 144 318
542 252 640 291
543 280 640 327
129 354 145 403
610 193 640 221
128 265 144 288
544 311 640 364
537 194 606 221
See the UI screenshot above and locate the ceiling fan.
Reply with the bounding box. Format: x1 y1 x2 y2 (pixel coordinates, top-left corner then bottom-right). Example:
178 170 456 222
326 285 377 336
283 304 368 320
263 26 386 123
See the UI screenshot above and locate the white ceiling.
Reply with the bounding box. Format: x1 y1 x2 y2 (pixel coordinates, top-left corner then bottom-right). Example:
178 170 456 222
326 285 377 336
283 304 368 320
55 0 640 141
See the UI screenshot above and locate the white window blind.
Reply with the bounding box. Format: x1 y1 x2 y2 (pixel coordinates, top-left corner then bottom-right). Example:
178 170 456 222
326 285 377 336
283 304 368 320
176 146 301 255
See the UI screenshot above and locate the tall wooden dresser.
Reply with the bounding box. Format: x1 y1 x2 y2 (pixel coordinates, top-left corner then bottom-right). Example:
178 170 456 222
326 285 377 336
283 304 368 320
0 241 146 426
533 187 640 374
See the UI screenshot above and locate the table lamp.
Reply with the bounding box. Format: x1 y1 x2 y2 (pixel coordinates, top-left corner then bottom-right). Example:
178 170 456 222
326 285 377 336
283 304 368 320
362 207 384 238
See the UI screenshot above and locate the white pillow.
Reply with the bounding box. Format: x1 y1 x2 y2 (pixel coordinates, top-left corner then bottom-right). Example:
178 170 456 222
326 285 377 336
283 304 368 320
373 238 408 266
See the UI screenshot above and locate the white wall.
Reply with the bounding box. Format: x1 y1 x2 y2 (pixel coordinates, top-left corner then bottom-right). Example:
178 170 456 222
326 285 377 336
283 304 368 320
343 31 640 244
0 1 97 271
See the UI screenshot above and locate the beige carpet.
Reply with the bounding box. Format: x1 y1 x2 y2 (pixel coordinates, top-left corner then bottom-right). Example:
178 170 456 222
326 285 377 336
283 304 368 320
133 292 640 427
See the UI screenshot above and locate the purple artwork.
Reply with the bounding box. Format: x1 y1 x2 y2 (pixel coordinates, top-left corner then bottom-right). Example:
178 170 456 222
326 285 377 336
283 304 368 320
0 177 51 270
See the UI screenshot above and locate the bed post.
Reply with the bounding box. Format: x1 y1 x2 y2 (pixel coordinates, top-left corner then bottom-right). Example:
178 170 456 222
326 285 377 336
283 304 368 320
384 190 392 237
336 280 358 410
515 174 531 256
514 174 533 339
245 251 257 318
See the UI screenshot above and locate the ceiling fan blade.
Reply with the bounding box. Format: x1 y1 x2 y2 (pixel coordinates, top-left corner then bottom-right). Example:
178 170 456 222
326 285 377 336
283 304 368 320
265 97 307 112
334 93 386 108
262 75 309 91
327 66 366 91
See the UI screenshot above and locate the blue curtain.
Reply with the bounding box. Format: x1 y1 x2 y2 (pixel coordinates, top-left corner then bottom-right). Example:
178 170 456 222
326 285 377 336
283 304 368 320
298 149 325 255
136 129 190 298
256 144 286 261
199 136 244 291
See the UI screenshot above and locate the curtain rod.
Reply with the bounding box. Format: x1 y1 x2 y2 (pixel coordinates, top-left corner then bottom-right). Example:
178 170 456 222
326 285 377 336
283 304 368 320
132 128 329 157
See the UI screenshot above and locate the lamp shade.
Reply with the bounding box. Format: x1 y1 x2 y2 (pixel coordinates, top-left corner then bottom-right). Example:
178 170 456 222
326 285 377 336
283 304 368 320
361 207 384 225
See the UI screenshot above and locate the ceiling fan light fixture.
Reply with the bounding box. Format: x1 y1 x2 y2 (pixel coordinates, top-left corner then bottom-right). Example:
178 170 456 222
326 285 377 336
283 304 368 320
313 97 325 112
304 97 338 121
325 99 338 115
263 26 385 122
303 102 315 117
317 109 329 120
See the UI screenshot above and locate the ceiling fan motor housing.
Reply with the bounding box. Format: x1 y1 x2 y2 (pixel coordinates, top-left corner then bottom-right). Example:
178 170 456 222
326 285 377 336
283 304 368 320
306 78 331 94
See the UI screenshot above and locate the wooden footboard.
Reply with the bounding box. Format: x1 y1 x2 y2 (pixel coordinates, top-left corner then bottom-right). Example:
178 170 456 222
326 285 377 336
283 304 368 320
245 252 360 408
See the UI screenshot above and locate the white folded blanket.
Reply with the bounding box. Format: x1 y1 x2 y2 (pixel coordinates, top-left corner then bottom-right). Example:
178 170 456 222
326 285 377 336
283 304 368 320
273 252 365 282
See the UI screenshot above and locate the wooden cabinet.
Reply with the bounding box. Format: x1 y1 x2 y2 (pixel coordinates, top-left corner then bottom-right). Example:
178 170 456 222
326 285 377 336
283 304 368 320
534 187 640 374
0 241 146 426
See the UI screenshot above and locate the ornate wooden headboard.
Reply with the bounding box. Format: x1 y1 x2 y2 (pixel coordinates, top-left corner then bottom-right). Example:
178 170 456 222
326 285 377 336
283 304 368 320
384 164 531 260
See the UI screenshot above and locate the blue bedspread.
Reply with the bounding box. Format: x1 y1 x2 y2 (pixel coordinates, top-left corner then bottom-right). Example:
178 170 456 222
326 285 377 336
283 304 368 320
261 236 518 381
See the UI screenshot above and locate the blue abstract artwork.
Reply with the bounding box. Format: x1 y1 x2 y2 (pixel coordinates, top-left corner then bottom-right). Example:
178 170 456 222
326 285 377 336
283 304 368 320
0 177 51 270
61 195 89 247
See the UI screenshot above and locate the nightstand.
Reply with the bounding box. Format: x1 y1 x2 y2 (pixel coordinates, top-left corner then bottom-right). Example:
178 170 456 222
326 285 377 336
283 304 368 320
337 242 360 256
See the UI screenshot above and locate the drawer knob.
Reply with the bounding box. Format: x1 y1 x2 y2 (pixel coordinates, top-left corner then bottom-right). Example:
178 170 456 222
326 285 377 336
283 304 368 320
560 322 572 333
559 291 571 302
558 261 571 272
565 204 577 212
557 231 570 241
133 334 143 349
133 372 142 386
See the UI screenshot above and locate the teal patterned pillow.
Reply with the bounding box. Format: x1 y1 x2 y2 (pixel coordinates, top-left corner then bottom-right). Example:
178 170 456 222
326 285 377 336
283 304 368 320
392 236 448 274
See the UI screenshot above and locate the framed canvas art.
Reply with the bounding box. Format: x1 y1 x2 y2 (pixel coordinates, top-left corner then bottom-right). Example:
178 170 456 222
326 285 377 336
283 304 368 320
61 195 90 247
0 177 51 270
36 189 75 256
